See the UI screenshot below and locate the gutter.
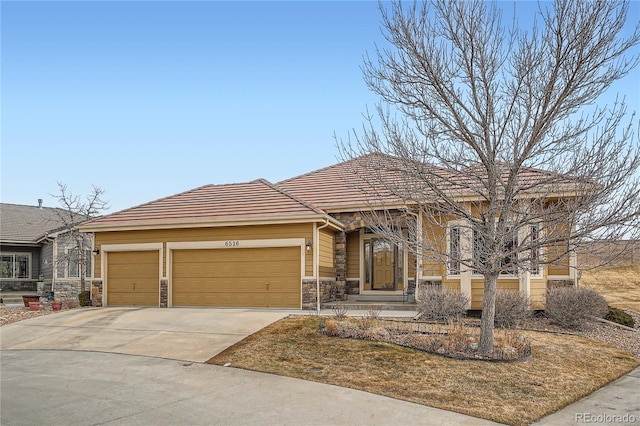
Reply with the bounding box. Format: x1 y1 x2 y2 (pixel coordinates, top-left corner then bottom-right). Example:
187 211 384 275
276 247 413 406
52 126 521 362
316 218 331 315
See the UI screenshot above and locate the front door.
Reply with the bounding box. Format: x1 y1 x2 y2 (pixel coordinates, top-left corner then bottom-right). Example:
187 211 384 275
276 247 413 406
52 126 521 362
364 238 403 291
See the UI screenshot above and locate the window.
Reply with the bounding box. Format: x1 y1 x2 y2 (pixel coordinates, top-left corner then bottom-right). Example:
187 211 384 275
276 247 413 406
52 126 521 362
472 230 487 274
530 224 540 275
66 248 91 278
0 253 30 279
501 227 518 275
448 226 461 275
472 228 517 275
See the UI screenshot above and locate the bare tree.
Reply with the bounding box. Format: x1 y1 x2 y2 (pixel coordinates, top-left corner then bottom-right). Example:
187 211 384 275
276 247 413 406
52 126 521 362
338 0 640 355
52 183 108 293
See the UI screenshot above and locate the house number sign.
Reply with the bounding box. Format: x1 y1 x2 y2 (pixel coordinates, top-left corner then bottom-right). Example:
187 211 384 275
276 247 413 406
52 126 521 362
224 240 240 247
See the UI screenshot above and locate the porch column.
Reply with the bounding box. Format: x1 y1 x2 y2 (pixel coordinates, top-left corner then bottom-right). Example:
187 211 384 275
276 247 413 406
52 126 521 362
334 230 347 300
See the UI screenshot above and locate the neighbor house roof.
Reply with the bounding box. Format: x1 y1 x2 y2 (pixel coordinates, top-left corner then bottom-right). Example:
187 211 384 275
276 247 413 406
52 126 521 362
79 179 341 231
0 203 70 244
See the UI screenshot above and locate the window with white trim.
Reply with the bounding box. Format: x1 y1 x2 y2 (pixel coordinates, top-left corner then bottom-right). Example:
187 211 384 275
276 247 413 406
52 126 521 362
448 225 461 275
60 248 91 278
530 224 541 276
0 253 31 279
472 227 518 275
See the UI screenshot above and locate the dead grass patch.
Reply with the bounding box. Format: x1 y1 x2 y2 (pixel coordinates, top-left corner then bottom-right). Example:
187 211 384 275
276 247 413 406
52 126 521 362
580 265 640 312
208 317 638 426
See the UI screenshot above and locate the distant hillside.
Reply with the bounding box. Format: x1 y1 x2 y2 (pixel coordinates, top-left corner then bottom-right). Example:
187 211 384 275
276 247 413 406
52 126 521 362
577 240 640 267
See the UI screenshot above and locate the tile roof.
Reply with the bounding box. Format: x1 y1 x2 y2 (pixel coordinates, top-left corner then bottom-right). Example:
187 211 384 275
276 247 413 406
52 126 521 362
279 154 584 210
80 179 332 230
0 203 72 243
278 153 410 211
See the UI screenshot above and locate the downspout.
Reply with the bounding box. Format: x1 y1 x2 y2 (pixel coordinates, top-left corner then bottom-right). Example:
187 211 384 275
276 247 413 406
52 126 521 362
316 218 330 315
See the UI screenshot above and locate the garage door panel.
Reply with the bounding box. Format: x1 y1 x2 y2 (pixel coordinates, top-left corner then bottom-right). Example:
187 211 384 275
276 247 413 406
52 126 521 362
172 247 300 308
173 261 298 278
107 251 159 307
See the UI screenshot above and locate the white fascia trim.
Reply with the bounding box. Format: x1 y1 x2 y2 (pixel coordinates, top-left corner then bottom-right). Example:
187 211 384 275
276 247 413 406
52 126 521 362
422 275 442 281
101 243 163 252
166 238 305 250
101 243 164 307
80 216 343 233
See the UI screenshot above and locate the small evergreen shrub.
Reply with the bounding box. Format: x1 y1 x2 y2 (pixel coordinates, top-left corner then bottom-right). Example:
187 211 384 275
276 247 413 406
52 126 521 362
78 290 91 307
416 285 469 322
494 289 532 329
545 287 608 329
605 306 635 328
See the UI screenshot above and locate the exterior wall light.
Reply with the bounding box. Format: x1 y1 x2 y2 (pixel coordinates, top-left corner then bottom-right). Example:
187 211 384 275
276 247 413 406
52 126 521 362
92 248 100 255
305 241 312 252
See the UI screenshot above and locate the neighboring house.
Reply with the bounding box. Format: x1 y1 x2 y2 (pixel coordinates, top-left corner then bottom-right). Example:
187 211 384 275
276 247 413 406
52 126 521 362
0 201 93 300
79 155 576 309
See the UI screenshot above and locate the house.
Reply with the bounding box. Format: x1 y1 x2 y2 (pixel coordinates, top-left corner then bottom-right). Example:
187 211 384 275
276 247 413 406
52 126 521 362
0 201 93 300
78 155 577 309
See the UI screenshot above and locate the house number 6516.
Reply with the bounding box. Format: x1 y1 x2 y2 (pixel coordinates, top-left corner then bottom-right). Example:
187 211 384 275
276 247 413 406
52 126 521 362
225 240 240 247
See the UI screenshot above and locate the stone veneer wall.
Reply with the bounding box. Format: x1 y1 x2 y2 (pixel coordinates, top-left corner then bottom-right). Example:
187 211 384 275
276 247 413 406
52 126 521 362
91 279 103 307
302 279 346 309
346 280 360 294
160 278 168 307
547 279 575 288
52 280 83 301
0 280 38 292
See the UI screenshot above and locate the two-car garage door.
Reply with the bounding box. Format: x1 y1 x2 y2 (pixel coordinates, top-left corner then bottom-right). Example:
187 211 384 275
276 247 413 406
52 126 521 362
106 246 301 308
172 247 301 308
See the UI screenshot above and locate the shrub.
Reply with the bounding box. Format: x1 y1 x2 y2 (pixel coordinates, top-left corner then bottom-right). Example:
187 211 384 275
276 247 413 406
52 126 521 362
78 291 91 307
605 307 635 328
332 303 349 319
366 305 383 320
494 289 532 329
61 297 80 309
545 287 608 329
416 285 469 322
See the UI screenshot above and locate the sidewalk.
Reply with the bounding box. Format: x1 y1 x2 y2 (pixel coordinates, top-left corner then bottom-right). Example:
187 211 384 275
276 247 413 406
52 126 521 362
533 366 640 425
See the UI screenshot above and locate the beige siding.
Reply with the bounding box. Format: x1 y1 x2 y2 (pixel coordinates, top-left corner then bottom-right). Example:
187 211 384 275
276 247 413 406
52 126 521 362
470 278 519 309
530 278 547 309
346 232 360 279
94 223 314 277
319 228 335 277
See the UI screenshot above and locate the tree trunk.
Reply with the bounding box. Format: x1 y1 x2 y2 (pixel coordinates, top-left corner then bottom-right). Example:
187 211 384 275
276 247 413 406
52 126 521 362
478 272 498 355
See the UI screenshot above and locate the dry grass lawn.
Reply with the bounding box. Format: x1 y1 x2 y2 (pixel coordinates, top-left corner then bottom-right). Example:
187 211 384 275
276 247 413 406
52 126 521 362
209 317 638 426
580 265 640 312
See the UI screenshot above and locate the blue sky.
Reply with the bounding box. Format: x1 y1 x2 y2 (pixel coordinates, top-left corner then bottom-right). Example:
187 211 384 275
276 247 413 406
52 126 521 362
2 1 639 213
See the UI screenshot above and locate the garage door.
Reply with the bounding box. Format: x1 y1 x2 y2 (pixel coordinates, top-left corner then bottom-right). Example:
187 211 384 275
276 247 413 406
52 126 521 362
107 251 160 306
172 247 300 308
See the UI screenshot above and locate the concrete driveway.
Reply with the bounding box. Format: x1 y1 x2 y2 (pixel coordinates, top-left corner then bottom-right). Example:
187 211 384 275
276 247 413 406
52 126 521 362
0 307 291 362
0 308 499 425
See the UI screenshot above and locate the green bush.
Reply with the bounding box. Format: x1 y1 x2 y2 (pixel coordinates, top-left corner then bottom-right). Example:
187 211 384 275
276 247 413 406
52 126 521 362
605 307 635 328
78 290 91 307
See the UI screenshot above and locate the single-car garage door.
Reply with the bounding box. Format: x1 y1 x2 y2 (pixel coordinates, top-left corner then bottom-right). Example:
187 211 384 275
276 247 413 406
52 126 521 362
171 247 300 308
107 251 160 306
